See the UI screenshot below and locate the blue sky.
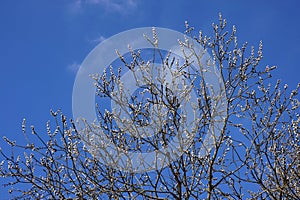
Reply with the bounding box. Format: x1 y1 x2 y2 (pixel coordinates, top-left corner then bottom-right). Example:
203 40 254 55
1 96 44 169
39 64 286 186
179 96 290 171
0 0 300 197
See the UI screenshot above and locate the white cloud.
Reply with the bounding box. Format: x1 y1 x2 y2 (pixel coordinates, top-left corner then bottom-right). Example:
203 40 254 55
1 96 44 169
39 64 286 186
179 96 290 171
67 62 81 74
71 0 138 15
90 35 106 44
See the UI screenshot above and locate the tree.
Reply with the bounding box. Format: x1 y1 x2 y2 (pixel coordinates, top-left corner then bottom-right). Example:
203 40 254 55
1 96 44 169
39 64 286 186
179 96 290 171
1 14 299 199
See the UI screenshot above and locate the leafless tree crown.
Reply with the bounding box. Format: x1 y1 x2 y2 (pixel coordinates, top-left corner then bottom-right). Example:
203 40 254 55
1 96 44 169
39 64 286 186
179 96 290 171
1 14 299 199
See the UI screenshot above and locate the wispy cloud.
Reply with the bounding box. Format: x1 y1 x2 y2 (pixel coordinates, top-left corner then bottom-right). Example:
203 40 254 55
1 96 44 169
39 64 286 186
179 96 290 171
71 0 138 15
67 62 81 74
90 35 106 44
